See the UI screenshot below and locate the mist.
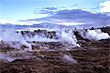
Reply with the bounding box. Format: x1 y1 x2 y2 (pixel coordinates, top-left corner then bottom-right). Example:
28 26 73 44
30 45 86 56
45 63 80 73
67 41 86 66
80 29 110 40
0 28 80 51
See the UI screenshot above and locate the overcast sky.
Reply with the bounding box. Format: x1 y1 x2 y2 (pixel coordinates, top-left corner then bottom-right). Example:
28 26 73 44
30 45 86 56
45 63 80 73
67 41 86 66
0 0 110 27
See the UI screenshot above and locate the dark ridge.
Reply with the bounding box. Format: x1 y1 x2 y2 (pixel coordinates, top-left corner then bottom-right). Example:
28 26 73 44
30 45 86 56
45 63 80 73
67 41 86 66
98 26 110 35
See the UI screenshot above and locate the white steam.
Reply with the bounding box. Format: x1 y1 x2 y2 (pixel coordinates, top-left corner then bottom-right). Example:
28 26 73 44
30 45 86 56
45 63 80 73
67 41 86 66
0 29 32 51
26 35 57 42
0 51 36 62
0 28 80 51
62 55 77 63
59 29 80 47
80 29 110 40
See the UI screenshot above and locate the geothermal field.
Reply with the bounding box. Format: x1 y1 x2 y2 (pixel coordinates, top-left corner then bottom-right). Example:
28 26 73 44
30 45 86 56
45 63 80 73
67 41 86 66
0 27 110 73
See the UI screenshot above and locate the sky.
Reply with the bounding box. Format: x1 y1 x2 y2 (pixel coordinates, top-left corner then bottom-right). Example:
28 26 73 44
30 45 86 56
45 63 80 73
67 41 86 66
0 0 110 27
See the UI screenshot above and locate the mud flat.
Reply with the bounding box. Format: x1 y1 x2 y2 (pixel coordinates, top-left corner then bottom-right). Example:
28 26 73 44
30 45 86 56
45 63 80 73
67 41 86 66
0 38 110 73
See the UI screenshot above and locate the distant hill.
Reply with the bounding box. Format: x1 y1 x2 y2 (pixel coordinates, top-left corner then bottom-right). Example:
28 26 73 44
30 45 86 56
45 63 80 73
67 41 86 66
0 23 74 28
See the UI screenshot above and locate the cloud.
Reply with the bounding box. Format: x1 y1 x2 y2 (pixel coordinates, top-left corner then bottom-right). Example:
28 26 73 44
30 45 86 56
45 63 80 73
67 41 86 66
3 8 109 28
48 9 109 26
39 10 54 15
0 20 11 24
57 22 85 26
24 9 110 27
72 4 79 7
43 7 57 10
100 1 110 12
34 7 58 16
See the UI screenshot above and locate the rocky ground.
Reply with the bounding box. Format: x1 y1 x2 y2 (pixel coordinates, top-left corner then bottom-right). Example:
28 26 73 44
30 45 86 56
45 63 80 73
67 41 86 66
0 27 110 73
